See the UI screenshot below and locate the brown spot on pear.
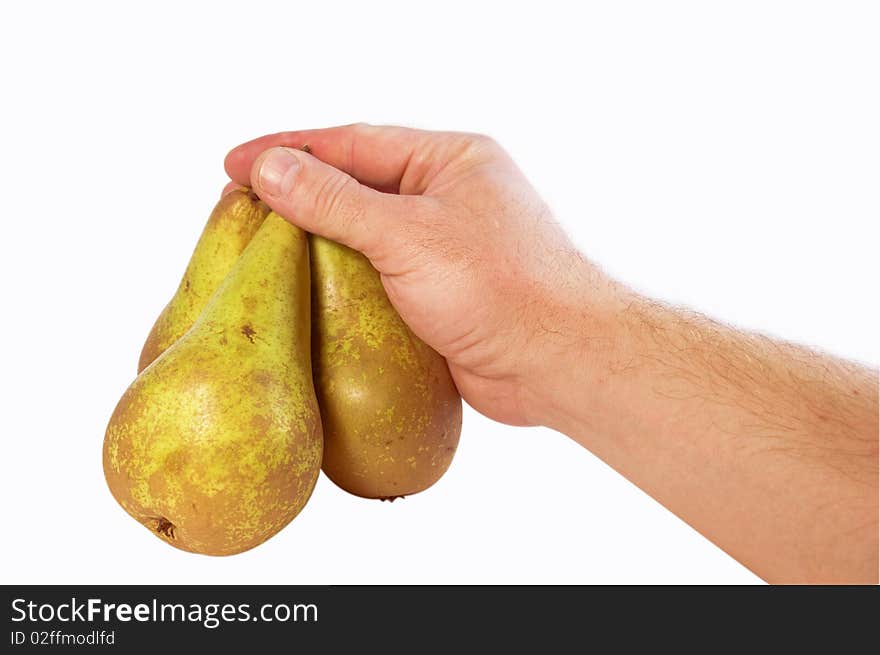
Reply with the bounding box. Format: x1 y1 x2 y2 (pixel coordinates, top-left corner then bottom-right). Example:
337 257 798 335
138 188 270 372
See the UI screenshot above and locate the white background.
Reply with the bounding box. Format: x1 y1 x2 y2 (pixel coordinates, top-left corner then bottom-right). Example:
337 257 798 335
1 1 876 584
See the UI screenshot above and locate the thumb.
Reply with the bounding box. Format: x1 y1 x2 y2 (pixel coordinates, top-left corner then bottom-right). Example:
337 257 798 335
251 146 411 256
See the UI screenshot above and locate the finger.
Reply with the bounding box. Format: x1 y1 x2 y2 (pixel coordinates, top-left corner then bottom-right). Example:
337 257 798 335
225 123 439 193
251 146 430 257
220 180 241 198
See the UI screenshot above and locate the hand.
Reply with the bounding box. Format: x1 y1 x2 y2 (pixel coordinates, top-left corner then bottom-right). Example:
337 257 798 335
225 124 614 427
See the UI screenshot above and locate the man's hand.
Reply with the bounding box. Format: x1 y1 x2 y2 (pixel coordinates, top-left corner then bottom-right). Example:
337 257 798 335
225 124 612 427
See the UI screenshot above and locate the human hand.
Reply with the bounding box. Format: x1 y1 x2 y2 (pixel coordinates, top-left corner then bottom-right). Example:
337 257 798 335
224 124 615 427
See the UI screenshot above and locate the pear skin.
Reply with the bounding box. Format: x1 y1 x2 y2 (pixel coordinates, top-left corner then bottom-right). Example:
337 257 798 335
309 236 462 499
105 213 321 555
138 188 269 372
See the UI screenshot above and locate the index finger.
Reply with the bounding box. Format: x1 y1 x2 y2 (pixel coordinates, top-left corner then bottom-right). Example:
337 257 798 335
224 123 436 194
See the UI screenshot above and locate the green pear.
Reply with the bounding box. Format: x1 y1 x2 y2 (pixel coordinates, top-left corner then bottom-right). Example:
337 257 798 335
138 188 269 372
309 236 462 499
104 212 322 555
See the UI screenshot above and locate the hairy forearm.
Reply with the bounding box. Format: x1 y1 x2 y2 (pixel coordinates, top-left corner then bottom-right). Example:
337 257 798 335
535 285 879 583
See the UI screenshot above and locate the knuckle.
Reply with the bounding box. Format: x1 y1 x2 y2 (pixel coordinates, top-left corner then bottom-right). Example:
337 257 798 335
454 132 502 165
469 132 497 149
314 172 366 238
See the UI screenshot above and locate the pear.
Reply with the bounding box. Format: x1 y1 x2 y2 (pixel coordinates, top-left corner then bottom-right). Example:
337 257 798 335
309 236 462 499
104 212 322 555
138 188 269 372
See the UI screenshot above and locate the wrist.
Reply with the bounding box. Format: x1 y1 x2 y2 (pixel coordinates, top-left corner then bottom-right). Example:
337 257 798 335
518 263 633 434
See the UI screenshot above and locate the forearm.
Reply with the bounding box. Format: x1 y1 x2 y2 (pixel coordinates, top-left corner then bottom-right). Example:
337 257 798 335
531 283 879 583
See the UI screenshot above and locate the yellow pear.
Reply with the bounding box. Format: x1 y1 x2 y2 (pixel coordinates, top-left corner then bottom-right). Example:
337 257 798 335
104 212 321 555
138 188 269 372
309 236 462 499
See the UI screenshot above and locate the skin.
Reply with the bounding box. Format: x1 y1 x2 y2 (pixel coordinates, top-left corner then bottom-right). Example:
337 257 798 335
139 187 269 372
224 123 878 583
309 235 461 498
105 213 321 556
